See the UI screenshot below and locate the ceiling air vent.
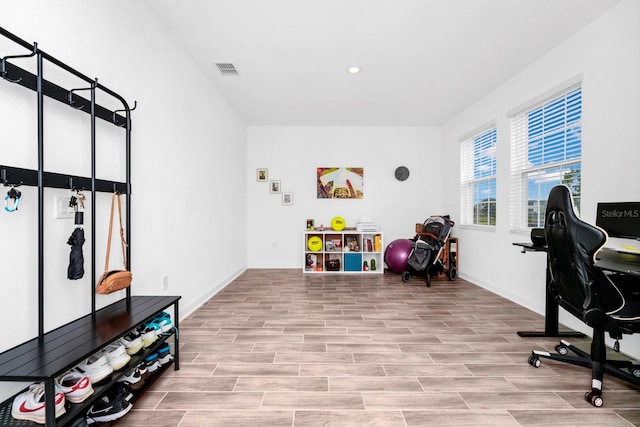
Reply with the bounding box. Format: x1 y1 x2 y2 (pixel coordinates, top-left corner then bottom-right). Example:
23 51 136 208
215 62 239 76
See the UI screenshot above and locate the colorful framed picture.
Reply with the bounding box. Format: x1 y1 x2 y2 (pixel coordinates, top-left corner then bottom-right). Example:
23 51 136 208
257 168 268 182
270 180 281 194
282 192 293 206
317 167 364 199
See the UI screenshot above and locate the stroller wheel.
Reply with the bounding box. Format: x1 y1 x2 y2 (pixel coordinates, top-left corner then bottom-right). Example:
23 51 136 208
401 271 411 282
447 267 457 281
425 274 431 287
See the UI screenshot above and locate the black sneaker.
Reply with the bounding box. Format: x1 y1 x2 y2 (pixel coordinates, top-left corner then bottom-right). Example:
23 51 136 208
107 382 133 402
85 393 132 424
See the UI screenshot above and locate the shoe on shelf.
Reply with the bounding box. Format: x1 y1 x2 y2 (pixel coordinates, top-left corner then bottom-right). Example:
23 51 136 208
136 325 158 348
119 330 143 355
101 342 131 371
85 392 132 424
153 312 173 333
156 343 174 366
73 353 113 384
144 352 161 375
145 320 164 337
11 382 66 424
55 371 94 404
117 366 144 390
106 382 133 403
136 360 150 382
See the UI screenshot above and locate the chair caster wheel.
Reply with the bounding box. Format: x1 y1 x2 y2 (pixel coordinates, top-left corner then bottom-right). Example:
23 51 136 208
528 355 541 368
555 344 569 355
585 391 604 407
401 271 411 283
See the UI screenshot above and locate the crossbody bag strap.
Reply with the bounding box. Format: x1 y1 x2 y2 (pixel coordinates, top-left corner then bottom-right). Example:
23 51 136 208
103 192 117 273
116 193 128 269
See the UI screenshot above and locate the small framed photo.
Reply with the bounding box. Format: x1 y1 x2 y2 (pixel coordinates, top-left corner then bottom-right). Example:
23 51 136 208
282 192 293 206
257 168 268 182
270 180 281 194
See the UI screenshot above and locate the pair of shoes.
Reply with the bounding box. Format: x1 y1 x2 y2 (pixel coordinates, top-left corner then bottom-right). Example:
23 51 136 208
157 342 174 366
119 330 144 355
144 352 161 375
107 382 133 403
100 342 131 371
11 383 66 424
74 353 113 384
153 311 173 333
56 371 94 404
117 363 143 390
136 324 158 348
144 343 174 374
117 360 149 390
85 388 132 424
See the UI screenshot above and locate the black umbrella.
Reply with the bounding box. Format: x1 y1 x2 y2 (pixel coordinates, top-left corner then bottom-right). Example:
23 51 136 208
67 227 85 280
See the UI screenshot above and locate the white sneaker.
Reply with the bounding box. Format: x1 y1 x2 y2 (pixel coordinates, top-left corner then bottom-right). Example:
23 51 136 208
56 371 94 403
74 353 113 384
119 331 143 355
117 366 144 390
11 383 66 423
101 343 131 371
136 325 158 348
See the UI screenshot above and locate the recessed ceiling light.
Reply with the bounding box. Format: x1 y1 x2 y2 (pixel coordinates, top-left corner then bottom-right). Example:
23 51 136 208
347 66 361 74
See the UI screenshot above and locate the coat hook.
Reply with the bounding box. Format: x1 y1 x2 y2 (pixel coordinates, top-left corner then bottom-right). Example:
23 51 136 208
1 168 23 188
1 42 37 84
67 89 85 110
112 101 137 127
67 79 96 110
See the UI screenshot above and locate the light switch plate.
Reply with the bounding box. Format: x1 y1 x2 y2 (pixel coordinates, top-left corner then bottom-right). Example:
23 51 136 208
54 196 75 219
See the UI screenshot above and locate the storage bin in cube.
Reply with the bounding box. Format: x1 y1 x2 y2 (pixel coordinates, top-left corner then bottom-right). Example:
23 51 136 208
344 253 362 271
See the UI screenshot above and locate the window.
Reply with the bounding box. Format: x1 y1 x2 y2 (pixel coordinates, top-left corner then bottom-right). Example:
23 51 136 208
460 127 497 226
510 85 582 231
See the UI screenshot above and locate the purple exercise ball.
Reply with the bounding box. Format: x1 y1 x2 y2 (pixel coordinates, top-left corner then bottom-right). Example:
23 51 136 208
384 238 413 273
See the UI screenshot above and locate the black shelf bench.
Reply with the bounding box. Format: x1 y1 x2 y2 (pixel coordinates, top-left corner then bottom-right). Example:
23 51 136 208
0 295 180 426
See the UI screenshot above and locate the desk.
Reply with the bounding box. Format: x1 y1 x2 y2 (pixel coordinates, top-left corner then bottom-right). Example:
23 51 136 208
594 248 640 277
513 242 585 338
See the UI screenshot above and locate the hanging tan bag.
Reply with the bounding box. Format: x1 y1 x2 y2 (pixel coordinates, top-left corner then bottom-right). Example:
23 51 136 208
96 192 132 294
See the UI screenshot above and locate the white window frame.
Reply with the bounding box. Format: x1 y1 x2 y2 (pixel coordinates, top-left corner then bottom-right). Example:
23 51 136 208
460 125 497 228
509 81 582 234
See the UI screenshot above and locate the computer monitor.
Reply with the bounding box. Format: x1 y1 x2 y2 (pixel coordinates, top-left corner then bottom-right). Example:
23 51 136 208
596 202 640 240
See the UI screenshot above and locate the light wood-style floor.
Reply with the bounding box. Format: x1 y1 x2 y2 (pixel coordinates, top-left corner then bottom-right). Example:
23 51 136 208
117 269 640 426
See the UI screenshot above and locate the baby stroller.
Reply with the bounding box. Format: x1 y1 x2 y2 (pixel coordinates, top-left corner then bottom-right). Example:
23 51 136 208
402 215 456 287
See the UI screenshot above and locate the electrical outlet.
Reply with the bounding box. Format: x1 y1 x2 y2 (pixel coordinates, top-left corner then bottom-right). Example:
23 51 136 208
161 276 169 291
54 196 75 219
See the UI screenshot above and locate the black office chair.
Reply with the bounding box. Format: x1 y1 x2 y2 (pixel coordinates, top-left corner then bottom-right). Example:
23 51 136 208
528 185 640 407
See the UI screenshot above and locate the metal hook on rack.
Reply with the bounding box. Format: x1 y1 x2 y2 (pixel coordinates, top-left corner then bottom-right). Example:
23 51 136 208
1 168 22 188
1 42 37 84
112 101 137 127
67 78 98 110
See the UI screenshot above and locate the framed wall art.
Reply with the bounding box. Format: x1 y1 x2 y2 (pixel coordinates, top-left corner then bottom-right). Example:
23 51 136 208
282 192 293 206
257 168 268 182
270 180 281 193
317 167 364 199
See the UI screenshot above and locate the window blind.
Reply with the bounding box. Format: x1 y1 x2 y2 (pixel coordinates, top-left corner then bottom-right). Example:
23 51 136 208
510 86 582 231
460 127 497 226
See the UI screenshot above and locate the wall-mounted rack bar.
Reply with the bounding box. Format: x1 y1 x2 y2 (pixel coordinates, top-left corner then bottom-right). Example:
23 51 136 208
0 165 129 194
1 61 128 126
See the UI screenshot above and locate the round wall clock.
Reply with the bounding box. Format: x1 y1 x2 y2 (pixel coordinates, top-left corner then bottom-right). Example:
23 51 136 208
394 166 410 181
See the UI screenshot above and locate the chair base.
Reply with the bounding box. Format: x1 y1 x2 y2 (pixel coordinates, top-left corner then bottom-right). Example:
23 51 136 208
528 337 640 407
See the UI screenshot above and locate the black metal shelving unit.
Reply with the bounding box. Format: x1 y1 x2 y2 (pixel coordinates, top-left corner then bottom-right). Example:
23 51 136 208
0 26 180 426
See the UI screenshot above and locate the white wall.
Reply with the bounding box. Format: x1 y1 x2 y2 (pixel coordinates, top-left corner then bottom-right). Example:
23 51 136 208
246 126 443 268
441 0 640 355
0 0 247 398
